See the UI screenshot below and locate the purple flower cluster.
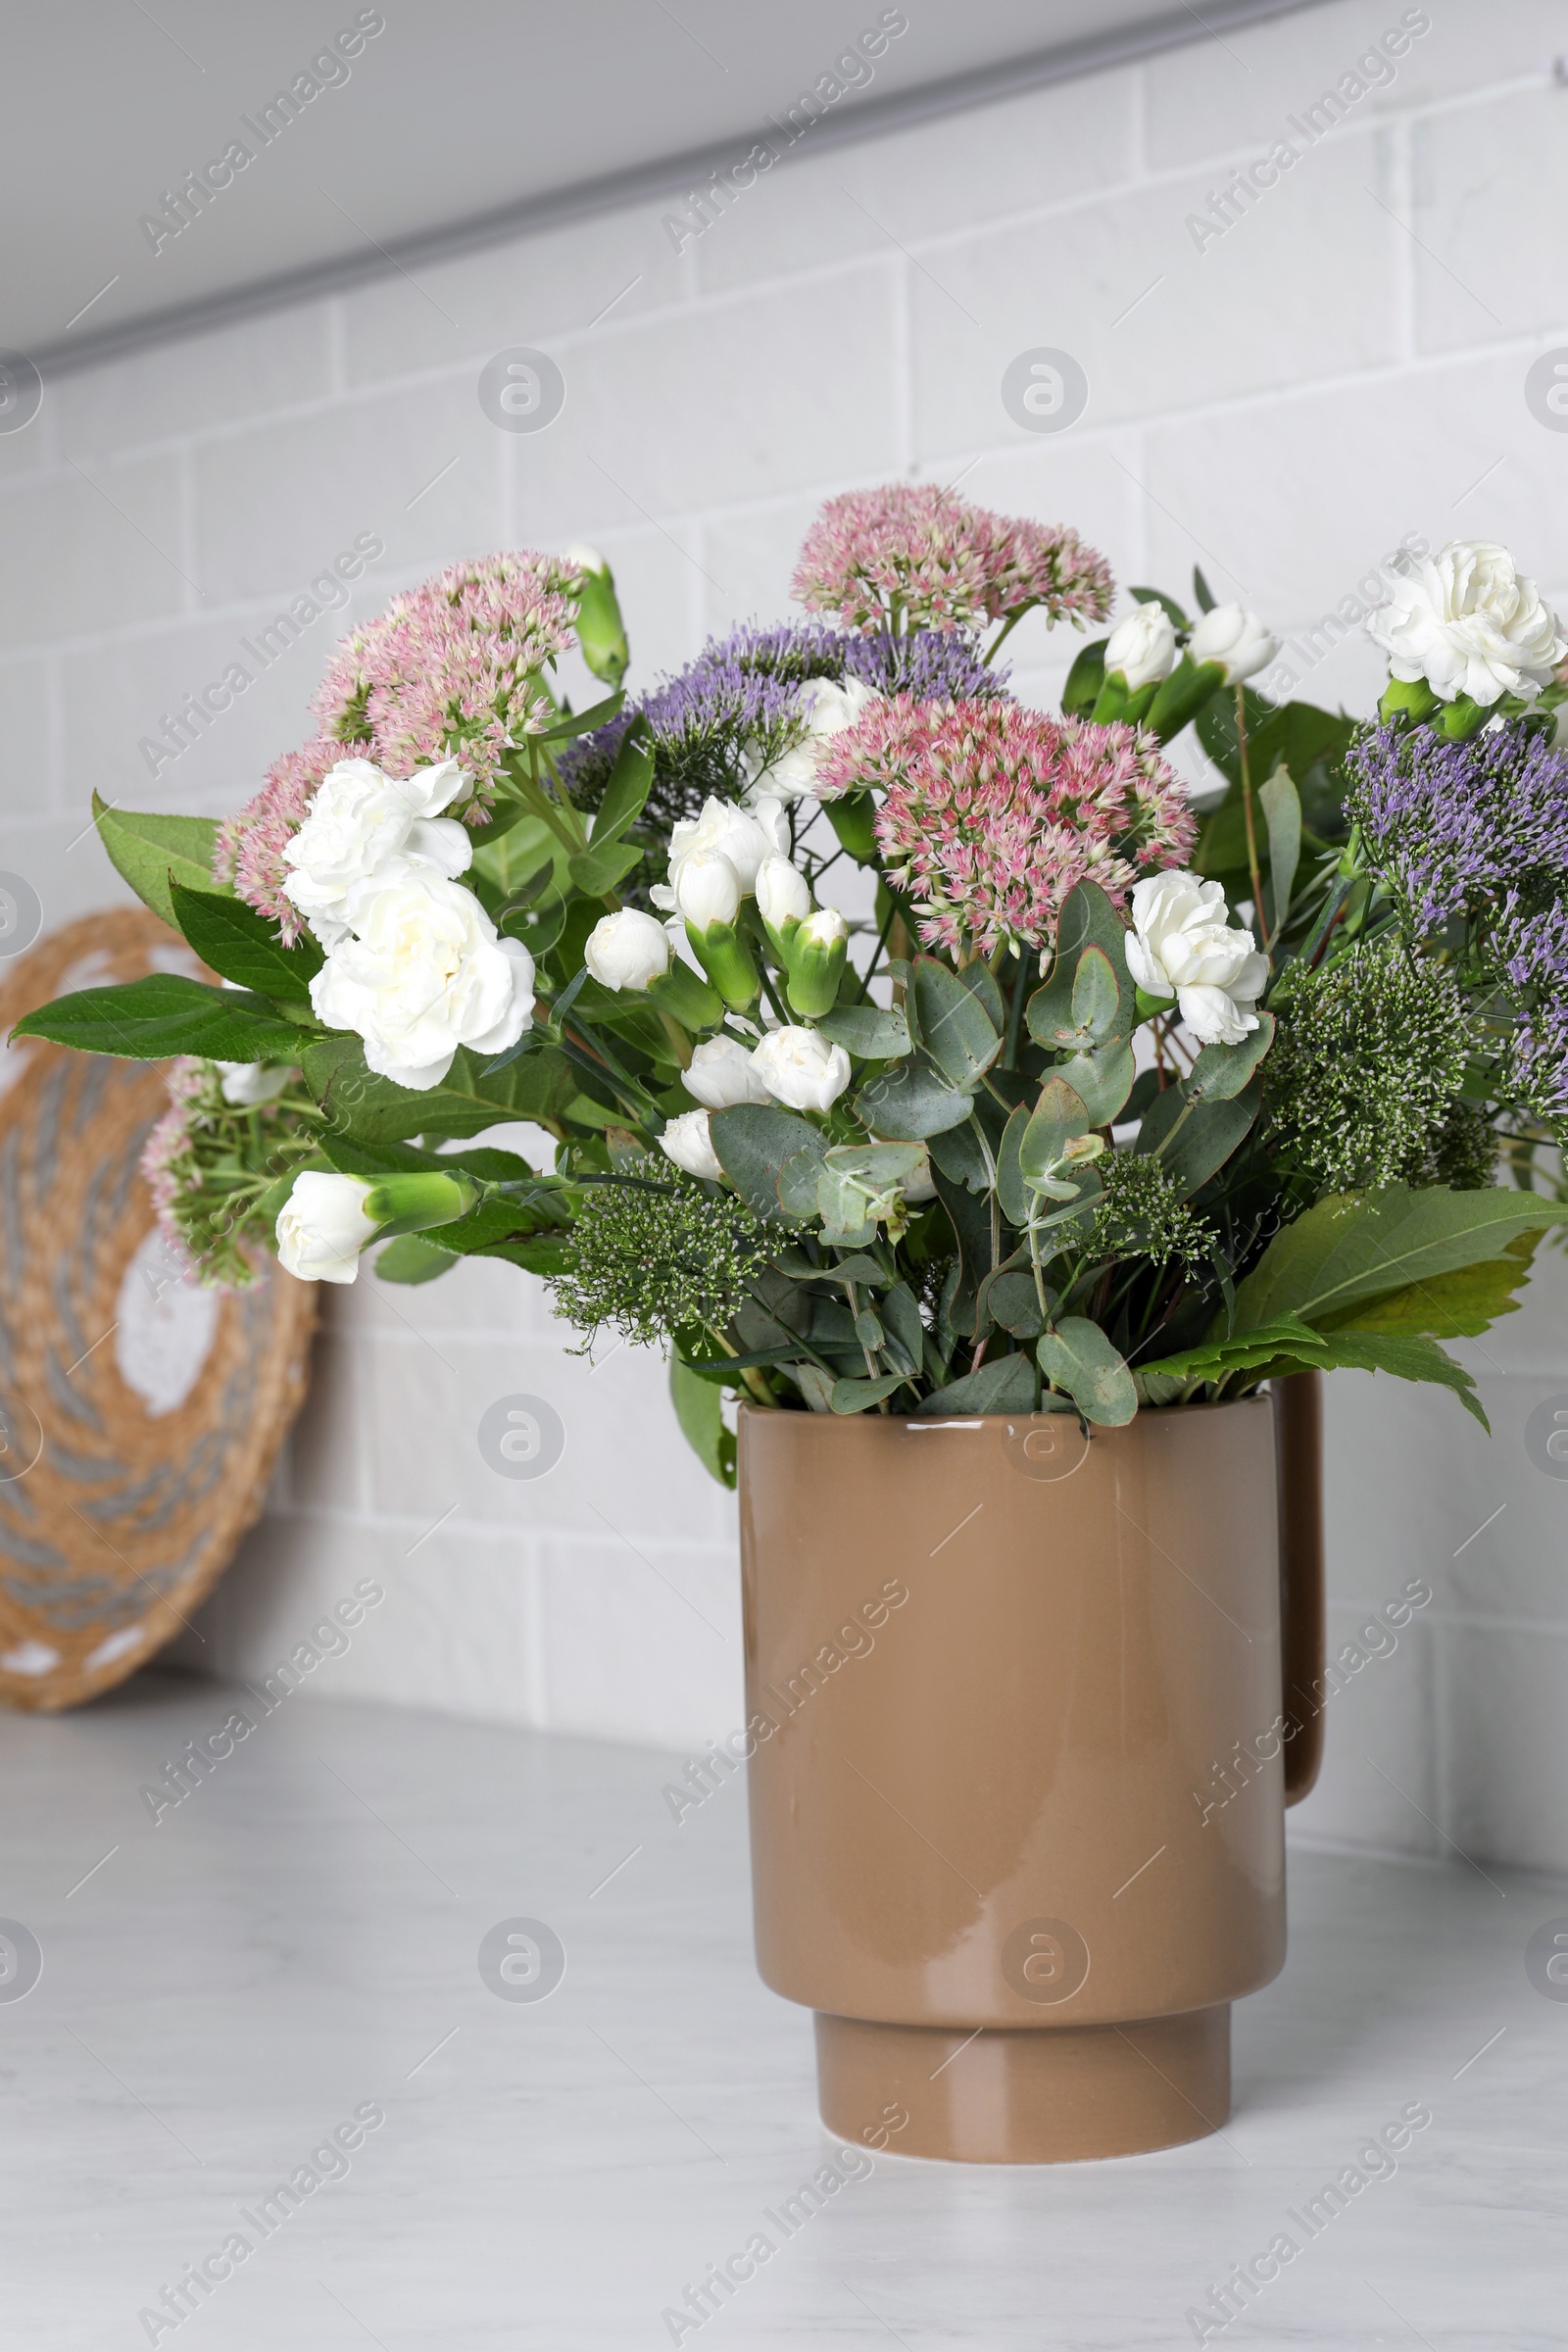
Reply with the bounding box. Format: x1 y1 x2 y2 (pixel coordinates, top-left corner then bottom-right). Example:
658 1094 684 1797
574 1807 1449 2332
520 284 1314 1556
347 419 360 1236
1346 720 1568 932
558 620 1008 828
1347 720 1568 1125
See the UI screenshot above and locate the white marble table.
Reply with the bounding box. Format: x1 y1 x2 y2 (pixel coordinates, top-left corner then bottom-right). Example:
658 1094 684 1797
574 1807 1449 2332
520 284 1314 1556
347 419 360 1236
3 1673 1564 2349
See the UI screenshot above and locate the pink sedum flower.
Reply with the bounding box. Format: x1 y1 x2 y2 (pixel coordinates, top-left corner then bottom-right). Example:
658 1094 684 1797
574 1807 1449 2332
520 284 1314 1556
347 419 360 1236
312 551 581 796
817 698 1197 957
791 482 1113 638
216 551 584 938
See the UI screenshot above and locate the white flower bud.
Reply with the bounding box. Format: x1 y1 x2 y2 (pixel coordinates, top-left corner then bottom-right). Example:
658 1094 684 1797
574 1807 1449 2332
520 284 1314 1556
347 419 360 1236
681 1035 772 1110
659 1108 725 1182
750 1025 852 1113
1125 869 1268 1046
1104 603 1178 690
275 1172 378 1285
584 907 671 992
1187 604 1280 686
673 850 742 931
755 856 812 930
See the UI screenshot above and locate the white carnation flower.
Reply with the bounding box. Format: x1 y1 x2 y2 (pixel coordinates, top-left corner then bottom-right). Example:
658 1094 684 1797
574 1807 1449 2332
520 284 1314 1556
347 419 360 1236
275 1172 378 1285
310 869 535 1091
1125 870 1268 1047
282 757 473 945
1365 540 1567 708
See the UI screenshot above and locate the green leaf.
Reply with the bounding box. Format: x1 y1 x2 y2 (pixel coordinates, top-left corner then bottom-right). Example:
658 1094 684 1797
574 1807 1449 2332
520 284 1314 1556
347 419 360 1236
1192 565 1216 613
824 1141 925 1185
566 840 643 897
709 1102 824 1223
1141 1316 1331 1382
855 1054 975 1141
374 1234 461 1286
813 1004 910 1058
1070 944 1121 1041
929 1117 991 1196
830 1373 911 1414
1137 1079 1261 1196
913 1353 1036 1416
589 720 655 846
983 1268 1048 1339
997 1103 1031 1227
1028 881 1136 1049
91 795 225 930
169 882 321 999
670 1356 738 1487
910 956 1001 1089
1233 1186 1568 1335
777 1139 831 1219
1018 1077 1091 1187
1062 639 1107 717
1303 1330 1489 1428
1183 1010 1275 1104
1037 1317 1137 1426
302 1034 578 1142
1055 1039 1135 1128
535 690 624 744
880 1282 925 1371
12 975 308 1062
954 958 1006 1033
1129 584 1190 629
1322 1231 1540 1340
1259 764 1300 932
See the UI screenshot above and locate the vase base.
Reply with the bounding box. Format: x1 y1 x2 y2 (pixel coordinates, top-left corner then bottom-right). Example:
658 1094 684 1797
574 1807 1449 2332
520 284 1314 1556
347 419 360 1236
815 2004 1231 2164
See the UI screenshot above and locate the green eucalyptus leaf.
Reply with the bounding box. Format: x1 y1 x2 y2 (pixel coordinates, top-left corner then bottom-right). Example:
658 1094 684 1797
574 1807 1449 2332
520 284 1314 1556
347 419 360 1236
1183 1010 1275 1104
1018 1077 1091 1187
910 956 1001 1089
709 1102 824 1224
913 1354 1036 1416
1137 1078 1261 1196
996 1104 1031 1228
1055 1039 1135 1129
813 1004 911 1058
831 1372 911 1414
1037 1317 1137 1426
855 1054 974 1141
373 1233 461 1286
928 1118 991 1195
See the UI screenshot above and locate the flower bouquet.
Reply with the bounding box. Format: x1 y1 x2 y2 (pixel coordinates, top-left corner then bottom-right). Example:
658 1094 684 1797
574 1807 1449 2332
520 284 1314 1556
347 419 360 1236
18 498 1568 1478
23 491 1568 2161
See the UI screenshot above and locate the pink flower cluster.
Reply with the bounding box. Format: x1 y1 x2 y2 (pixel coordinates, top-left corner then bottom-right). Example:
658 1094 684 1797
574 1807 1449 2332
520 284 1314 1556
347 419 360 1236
312 552 581 793
215 552 582 937
214 733 356 945
791 483 1113 638
817 699 1197 956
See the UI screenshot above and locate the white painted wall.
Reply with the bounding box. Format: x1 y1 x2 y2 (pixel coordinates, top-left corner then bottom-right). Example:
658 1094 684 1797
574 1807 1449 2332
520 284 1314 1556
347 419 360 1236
6 0 1567 1868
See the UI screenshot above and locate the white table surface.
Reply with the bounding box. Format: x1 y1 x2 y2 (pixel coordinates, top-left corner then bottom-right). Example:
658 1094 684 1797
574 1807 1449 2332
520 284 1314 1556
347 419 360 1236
3 1673 1564 2350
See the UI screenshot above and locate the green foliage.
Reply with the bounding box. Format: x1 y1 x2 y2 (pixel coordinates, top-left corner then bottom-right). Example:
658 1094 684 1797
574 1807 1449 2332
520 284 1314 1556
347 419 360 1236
1232 1185 1568 1334
547 1164 773 1353
91 795 226 930
1265 947 1474 1193
13 975 309 1062
669 1356 737 1487
1037 1318 1137 1426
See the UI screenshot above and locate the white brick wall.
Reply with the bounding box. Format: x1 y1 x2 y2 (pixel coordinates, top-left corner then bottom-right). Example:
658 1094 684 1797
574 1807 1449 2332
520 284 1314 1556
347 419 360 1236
7 1 1568 1867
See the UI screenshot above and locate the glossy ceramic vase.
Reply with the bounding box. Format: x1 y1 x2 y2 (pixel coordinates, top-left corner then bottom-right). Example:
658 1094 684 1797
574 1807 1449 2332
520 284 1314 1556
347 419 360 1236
736 1378 1324 2164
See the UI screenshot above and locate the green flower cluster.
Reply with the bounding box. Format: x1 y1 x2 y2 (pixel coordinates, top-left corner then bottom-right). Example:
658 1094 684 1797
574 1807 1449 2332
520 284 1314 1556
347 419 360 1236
1265 945 1474 1194
1089 1150 1213 1268
547 1165 773 1354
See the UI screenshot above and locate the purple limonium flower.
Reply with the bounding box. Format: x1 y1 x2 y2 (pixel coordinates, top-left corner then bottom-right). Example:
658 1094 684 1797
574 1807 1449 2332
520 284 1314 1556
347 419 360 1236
558 619 1009 829
1494 895 1568 1119
1345 720 1568 932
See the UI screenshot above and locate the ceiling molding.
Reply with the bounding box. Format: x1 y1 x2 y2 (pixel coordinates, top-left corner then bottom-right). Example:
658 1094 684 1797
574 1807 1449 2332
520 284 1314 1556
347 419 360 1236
30 0 1319 381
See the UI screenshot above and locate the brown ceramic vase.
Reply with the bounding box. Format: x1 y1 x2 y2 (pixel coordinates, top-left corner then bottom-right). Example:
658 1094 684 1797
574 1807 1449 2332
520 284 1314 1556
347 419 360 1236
736 1377 1324 2165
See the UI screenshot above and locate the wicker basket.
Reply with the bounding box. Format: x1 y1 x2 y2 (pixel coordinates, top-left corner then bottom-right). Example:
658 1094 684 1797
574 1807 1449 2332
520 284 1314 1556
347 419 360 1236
0 908 317 1712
